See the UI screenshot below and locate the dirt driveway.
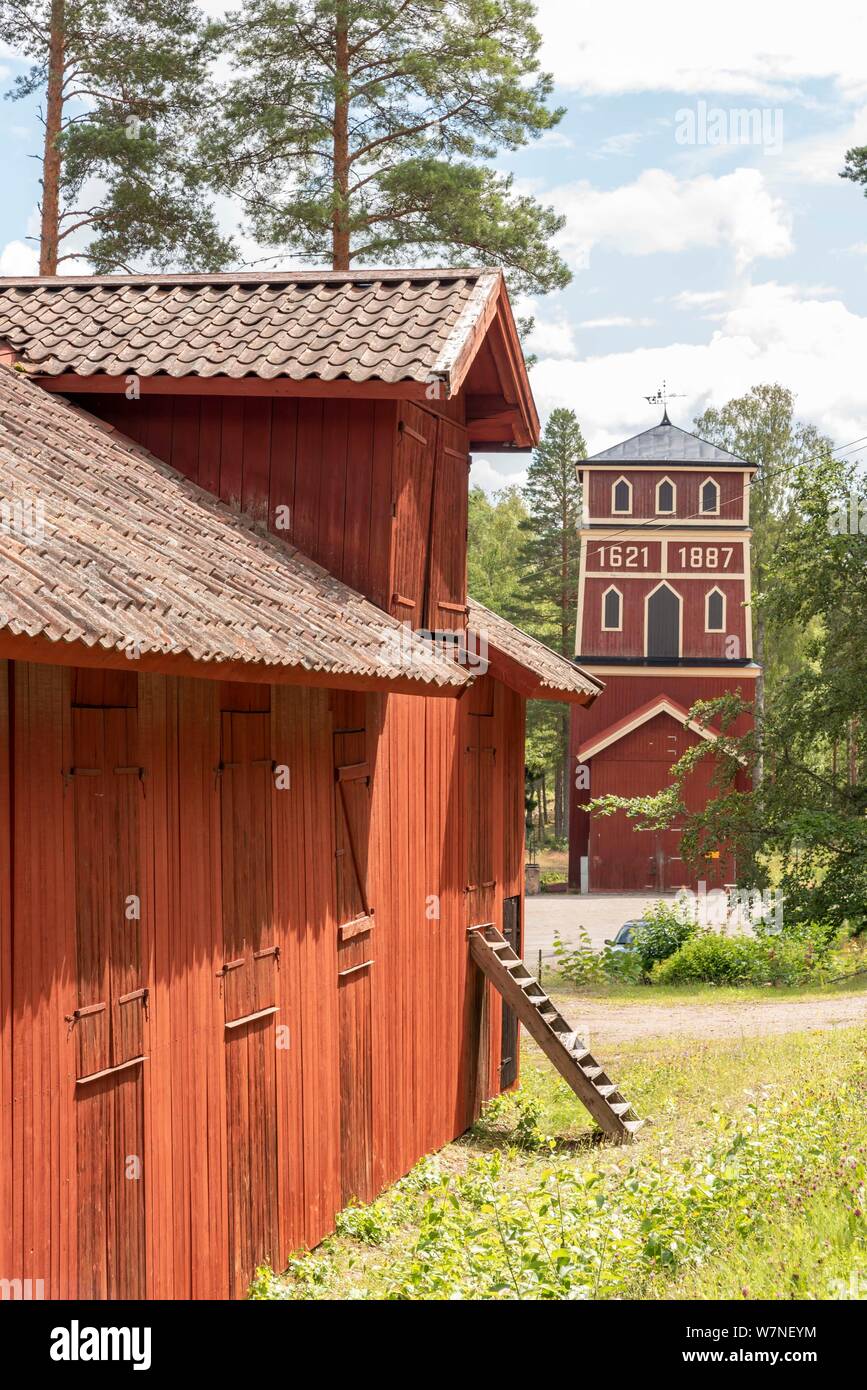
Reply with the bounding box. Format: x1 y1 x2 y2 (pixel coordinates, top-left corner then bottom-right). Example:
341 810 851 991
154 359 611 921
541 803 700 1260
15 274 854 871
547 990 867 1045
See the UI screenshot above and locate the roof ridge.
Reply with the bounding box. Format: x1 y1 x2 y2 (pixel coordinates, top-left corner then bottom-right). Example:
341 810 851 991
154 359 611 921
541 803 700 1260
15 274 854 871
0 267 490 289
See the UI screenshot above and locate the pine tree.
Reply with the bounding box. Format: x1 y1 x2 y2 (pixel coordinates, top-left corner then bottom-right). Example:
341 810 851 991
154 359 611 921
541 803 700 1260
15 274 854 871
518 407 586 837
0 0 233 273
204 0 570 293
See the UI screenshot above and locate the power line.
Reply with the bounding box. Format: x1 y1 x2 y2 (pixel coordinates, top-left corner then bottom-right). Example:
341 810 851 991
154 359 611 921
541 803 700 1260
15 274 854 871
510 431 867 586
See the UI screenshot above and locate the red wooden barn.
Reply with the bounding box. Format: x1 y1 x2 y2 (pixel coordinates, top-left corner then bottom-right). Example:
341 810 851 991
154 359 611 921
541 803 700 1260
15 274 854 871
0 269 603 1300
568 411 757 892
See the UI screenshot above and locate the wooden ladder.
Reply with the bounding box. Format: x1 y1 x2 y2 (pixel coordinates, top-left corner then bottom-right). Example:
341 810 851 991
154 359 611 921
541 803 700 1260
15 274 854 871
469 923 643 1142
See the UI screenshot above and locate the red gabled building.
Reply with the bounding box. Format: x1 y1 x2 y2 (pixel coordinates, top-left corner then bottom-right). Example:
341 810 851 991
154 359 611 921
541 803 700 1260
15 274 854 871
568 411 758 893
0 269 611 1300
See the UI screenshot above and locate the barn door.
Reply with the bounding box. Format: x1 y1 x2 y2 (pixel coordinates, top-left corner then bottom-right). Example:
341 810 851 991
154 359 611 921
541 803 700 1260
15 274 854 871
219 710 280 1297
465 679 497 928
500 896 521 1089
70 705 147 1300
332 692 375 1205
389 404 436 623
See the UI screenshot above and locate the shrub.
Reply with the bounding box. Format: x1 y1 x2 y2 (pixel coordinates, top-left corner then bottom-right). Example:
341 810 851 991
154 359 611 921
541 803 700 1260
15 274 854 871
552 927 604 986
652 933 756 985
653 928 834 986
631 901 697 975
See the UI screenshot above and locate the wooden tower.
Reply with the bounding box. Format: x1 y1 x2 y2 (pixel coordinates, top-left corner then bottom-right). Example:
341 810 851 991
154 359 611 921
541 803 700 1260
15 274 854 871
567 410 758 892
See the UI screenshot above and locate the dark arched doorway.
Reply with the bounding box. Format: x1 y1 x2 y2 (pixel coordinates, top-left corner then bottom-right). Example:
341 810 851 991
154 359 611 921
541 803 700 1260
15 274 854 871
647 583 681 659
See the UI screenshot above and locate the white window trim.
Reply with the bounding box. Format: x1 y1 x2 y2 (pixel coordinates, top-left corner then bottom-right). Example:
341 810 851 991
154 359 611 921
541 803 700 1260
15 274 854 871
611 475 633 515
655 475 676 514
705 586 726 632
699 475 720 516
644 580 683 658
601 584 623 632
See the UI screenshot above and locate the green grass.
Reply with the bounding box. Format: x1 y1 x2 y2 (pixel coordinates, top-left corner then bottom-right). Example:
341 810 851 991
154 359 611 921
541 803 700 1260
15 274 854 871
251 1022 867 1301
541 971 867 1007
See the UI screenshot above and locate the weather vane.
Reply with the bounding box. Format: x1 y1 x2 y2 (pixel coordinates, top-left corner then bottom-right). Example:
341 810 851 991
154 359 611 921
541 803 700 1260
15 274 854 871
644 380 686 421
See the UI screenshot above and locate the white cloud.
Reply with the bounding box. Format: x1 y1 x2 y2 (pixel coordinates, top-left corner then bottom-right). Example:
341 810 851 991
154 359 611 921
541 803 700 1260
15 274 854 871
536 0 867 100
530 281 867 458
590 131 645 159
579 316 655 329
552 168 793 272
769 105 867 185
469 454 528 494
0 240 38 274
525 312 578 358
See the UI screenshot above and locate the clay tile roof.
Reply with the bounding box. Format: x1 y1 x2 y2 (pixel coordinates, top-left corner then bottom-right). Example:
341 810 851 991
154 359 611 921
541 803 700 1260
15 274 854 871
0 269 501 390
467 598 602 703
0 364 470 689
587 414 751 466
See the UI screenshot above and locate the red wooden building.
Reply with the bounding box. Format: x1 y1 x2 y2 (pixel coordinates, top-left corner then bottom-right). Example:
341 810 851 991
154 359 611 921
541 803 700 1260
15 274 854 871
0 269 603 1300
568 411 757 892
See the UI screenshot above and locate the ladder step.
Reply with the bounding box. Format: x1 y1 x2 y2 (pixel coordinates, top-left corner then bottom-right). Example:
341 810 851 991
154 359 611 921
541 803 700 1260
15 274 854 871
623 1119 644 1135
490 942 510 952
527 994 547 1004
609 1102 632 1117
596 1084 618 1098
582 1066 603 1080
540 1010 558 1022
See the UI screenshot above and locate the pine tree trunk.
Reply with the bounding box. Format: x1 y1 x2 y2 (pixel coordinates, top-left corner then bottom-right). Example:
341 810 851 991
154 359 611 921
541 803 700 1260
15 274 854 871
331 3 351 270
39 0 65 275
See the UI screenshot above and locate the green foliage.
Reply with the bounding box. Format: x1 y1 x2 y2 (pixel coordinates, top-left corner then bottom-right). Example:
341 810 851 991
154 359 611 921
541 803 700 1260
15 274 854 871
552 928 643 985
517 407 586 653
266 1069 866 1299
205 0 570 291
467 485 529 618
631 901 697 975
335 1200 391 1245
552 926 603 985
653 928 834 987
840 143 867 199
0 0 232 270
476 1089 554 1152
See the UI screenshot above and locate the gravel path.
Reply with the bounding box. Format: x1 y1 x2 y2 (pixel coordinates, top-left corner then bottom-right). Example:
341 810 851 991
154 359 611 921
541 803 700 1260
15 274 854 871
546 990 867 1045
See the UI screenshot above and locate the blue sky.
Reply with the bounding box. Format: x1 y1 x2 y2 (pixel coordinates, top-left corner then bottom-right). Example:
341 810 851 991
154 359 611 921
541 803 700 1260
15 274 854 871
3 1 867 488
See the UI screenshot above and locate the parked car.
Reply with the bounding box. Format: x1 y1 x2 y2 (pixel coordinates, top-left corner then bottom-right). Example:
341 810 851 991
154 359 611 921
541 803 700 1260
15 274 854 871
604 920 647 952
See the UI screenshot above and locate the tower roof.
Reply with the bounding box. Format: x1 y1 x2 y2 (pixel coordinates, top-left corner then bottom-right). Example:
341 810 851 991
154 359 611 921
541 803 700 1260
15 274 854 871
586 415 751 467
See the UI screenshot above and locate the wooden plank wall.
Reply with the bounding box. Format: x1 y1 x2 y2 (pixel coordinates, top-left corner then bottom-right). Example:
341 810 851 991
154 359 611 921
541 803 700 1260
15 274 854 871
0 661 525 1299
75 395 398 612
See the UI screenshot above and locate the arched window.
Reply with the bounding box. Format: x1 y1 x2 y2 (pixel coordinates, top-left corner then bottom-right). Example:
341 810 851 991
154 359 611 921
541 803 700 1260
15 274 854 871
656 476 676 513
602 585 622 631
612 476 632 514
646 582 681 659
700 477 720 514
706 587 725 632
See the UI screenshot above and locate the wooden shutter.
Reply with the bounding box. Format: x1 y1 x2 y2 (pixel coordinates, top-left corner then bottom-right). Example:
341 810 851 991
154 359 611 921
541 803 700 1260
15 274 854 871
332 692 373 936
465 680 497 927
389 403 436 621
71 707 147 1080
70 703 147 1299
425 419 470 631
219 712 279 1023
